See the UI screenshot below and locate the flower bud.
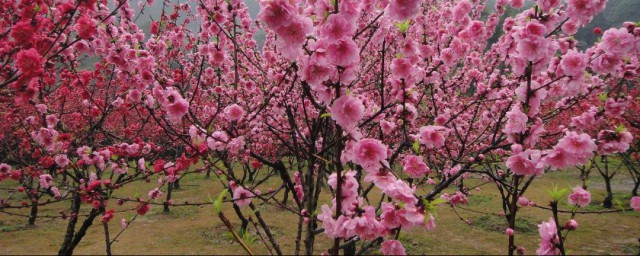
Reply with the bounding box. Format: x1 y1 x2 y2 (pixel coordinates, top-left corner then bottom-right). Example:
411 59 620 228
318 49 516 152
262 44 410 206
517 197 529 207
506 228 514 236
564 219 579 230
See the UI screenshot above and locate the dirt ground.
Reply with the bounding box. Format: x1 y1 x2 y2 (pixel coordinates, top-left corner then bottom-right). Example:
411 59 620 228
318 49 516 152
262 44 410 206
1 166 639 255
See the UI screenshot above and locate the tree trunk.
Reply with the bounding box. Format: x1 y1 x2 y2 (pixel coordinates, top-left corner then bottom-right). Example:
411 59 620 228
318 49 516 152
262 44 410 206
28 199 38 225
59 196 81 255
602 176 613 208
164 182 173 213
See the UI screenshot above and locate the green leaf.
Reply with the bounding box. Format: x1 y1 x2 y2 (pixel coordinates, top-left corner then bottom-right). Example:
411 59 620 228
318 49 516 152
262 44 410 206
412 140 420 154
213 190 227 214
546 184 569 202
320 113 332 118
598 93 607 102
395 20 411 33
616 124 626 133
614 198 624 210
422 198 447 215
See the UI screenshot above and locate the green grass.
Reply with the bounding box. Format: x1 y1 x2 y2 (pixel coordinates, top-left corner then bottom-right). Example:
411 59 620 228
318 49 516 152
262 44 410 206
471 215 538 234
0 162 638 255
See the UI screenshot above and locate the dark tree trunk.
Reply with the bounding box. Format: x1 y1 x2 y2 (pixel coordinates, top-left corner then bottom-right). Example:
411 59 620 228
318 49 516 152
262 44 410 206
602 176 614 208
164 182 173 213
59 196 81 255
28 199 38 225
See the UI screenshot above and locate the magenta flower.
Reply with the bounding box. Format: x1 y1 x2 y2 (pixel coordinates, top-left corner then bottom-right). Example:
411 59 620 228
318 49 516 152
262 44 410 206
380 240 406 256
568 186 591 207
418 126 448 149
402 155 431 178
224 104 245 121
331 95 364 129
352 139 388 171
233 186 252 208
631 197 640 211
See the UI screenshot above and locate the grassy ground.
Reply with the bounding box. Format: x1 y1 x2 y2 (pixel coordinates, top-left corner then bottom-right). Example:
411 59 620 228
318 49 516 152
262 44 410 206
0 166 639 255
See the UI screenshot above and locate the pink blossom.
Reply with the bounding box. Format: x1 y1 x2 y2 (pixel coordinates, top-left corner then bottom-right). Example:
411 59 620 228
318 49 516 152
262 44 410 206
0 164 11 174
224 104 245 121
560 50 587 77
600 28 635 55
120 218 128 229
543 148 578 170
381 120 396 135
568 186 591 207
331 95 364 129
556 131 596 158
294 184 304 202
425 213 436 230
418 126 448 149
570 107 597 130
567 0 606 25
384 179 418 205
10 21 35 45
604 98 626 116
442 191 468 205
537 218 560 255
227 136 246 155
45 114 59 127
380 203 402 229
39 174 53 189
16 48 45 78
258 0 295 30
55 155 70 167
631 197 640 211
318 14 355 41
166 98 189 122
233 186 252 208
50 187 61 198
207 131 229 151
597 130 633 155
380 240 406 255
391 58 415 80
275 17 313 60
452 0 473 21
564 219 579 230
32 128 61 152
518 197 530 207
386 0 421 21
352 139 388 171
561 20 580 35
326 38 359 67
35 104 47 113
504 105 528 135
536 0 561 13
148 188 163 200
75 15 97 40
364 170 397 190
515 22 549 61
317 204 339 238
102 209 115 223
590 52 621 75
506 227 515 236
344 206 386 240
506 149 543 176
402 155 431 178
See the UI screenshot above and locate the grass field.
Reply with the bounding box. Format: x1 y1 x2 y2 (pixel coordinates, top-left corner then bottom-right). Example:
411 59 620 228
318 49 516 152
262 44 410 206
0 165 639 255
